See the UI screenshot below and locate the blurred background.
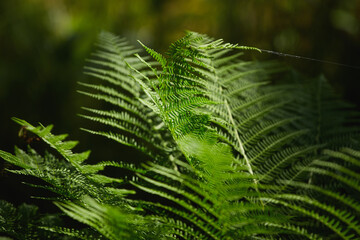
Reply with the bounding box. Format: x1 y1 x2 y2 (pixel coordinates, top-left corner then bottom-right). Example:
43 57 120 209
1 0 360 204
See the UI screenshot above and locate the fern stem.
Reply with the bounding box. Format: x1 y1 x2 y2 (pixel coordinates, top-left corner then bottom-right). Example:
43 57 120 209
224 100 253 175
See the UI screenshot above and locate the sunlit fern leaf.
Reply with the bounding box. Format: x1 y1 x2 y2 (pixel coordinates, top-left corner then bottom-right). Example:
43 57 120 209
134 32 360 239
121 157 317 239
55 196 171 240
55 197 134 240
161 32 309 186
79 31 180 167
11 117 90 170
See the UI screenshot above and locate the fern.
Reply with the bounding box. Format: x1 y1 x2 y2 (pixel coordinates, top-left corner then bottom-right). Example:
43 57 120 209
1 31 359 239
0 199 99 240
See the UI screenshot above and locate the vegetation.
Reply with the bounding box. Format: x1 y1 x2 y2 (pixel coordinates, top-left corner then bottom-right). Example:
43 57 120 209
1 31 359 239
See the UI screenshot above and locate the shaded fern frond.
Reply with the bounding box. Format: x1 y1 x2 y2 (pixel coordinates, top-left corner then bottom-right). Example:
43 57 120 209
0 199 87 240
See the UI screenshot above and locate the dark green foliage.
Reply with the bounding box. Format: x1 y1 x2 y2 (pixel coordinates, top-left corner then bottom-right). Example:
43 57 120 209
0 199 71 239
1 31 359 239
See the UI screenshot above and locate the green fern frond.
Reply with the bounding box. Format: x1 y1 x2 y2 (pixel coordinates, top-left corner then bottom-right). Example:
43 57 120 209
1 31 360 240
55 197 141 240
11 117 90 170
0 200 77 239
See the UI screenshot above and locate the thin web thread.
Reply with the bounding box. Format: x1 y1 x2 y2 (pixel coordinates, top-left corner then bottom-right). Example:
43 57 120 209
258 49 360 70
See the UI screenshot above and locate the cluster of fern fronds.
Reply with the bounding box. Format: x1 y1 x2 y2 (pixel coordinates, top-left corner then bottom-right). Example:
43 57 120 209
1 31 359 239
